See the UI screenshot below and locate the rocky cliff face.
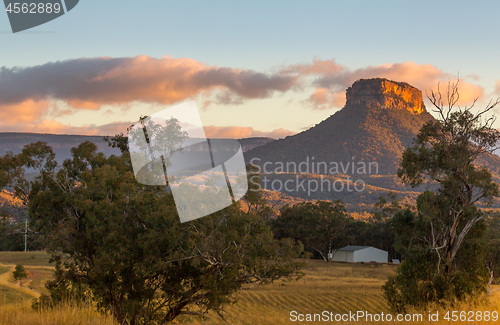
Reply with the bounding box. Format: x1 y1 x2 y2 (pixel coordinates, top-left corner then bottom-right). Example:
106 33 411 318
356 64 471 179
246 77 434 175
346 78 426 115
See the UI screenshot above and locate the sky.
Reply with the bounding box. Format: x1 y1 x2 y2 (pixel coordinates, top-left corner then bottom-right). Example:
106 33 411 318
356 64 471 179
1 0 500 138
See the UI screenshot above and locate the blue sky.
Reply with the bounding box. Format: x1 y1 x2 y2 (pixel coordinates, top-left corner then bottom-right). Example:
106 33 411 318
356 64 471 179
1 0 500 137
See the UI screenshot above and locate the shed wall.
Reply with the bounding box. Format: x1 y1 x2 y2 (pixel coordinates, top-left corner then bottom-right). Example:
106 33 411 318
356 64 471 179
353 247 388 263
332 251 353 262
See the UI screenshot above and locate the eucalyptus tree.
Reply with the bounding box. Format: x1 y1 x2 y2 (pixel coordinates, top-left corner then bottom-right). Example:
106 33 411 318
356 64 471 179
384 80 500 311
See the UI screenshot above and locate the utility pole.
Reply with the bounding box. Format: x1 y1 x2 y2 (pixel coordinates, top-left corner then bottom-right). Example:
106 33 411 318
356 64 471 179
24 219 27 252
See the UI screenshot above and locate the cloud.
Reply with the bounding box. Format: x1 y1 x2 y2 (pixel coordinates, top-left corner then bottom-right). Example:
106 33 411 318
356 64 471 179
496 80 500 95
0 56 487 130
308 88 346 110
0 99 49 124
0 55 297 124
322 62 446 91
203 125 293 139
0 119 131 136
309 88 329 106
281 58 345 75
0 118 293 140
284 61 484 109
214 91 245 105
436 81 483 106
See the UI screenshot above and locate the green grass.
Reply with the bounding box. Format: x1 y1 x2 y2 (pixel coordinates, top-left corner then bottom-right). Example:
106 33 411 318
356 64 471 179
0 267 9 275
0 252 52 267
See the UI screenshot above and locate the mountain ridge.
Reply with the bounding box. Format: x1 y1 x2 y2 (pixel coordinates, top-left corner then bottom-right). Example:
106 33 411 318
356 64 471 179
245 78 434 175
244 78 500 211
0 132 275 166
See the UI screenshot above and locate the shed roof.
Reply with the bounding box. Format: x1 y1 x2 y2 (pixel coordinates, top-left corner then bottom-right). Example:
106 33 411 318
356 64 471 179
338 246 372 252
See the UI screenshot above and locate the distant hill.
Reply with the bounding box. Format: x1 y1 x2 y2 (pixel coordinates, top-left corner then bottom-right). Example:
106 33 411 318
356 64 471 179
0 133 122 165
0 132 274 166
244 78 500 211
0 132 275 221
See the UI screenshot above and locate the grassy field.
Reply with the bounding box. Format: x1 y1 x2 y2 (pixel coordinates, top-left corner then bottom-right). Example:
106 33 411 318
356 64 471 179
0 252 498 324
0 251 52 267
0 251 54 308
0 252 108 325
176 262 500 325
175 260 397 325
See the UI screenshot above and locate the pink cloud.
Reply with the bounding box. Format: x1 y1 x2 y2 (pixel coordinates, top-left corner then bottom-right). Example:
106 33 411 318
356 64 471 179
285 60 485 109
309 88 329 106
308 88 346 110
0 119 293 140
0 99 50 124
203 125 293 139
0 56 488 129
0 120 131 136
281 58 344 75
426 80 483 108
0 55 297 124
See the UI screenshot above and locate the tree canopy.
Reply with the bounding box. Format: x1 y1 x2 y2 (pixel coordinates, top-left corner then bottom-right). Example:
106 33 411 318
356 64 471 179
13 264 28 286
4 136 304 325
384 81 500 311
271 200 350 261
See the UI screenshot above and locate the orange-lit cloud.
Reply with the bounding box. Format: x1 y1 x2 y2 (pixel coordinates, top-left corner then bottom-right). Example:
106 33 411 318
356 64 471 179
426 81 483 108
0 118 292 139
288 61 484 109
0 55 297 118
0 99 50 124
308 88 346 110
203 125 293 139
0 56 488 130
0 119 131 136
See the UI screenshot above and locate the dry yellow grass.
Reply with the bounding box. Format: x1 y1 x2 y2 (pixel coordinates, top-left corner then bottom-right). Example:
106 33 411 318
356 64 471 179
0 261 116 324
176 261 398 324
0 265 40 300
175 261 499 325
0 258 498 324
0 302 116 325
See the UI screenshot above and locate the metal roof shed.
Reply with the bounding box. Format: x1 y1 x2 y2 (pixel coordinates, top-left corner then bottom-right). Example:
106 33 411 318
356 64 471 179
331 246 388 263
